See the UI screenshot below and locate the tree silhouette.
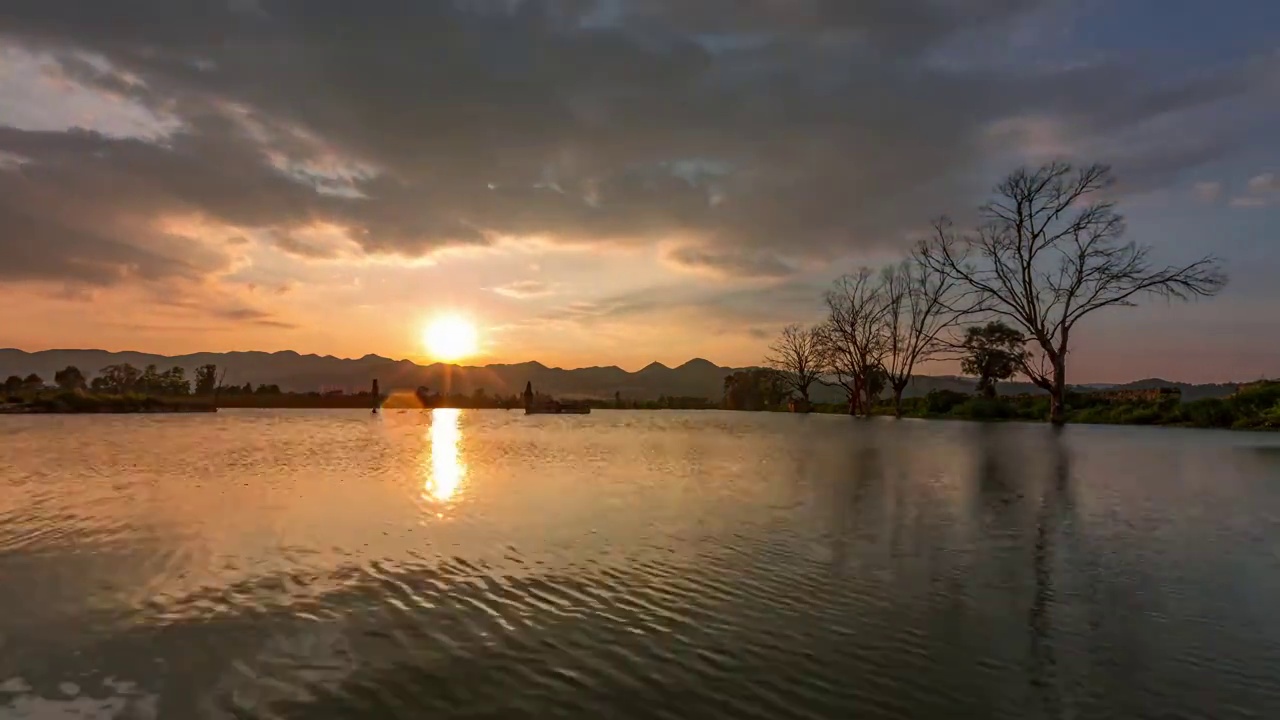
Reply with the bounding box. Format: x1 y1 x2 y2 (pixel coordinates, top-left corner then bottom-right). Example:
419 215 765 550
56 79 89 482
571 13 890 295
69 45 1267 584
98 364 141 394
54 366 87 392
194 364 219 395
764 323 825 409
879 259 965 417
722 369 788 411
818 269 888 415
139 365 162 394
163 367 190 395
919 162 1226 424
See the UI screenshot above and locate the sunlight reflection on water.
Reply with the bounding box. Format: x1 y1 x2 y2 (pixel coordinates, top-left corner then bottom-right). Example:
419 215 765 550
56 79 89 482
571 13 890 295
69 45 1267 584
424 408 465 505
2 411 1279 719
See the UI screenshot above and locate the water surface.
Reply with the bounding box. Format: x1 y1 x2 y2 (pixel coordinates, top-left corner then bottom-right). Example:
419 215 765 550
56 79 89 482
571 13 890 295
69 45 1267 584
2 410 1279 719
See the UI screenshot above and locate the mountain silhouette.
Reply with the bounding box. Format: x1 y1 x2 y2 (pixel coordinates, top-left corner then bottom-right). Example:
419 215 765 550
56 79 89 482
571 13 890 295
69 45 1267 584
0 348 1247 402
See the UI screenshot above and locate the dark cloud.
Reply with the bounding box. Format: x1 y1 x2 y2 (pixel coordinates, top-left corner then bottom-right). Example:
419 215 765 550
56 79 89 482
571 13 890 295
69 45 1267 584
214 307 296 328
0 0 1274 287
622 0 1046 55
664 245 794 279
0 129 228 285
544 278 826 329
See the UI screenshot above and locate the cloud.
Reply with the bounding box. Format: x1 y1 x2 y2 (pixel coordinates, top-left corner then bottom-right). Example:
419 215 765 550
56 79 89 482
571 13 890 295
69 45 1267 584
1248 173 1280 194
542 278 826 330
490 279 555 299
1192 181 1223 203
622 0 1049 55
0 0 1275 302
214 306 295 328
1230 172 1280 207
662 244 795 279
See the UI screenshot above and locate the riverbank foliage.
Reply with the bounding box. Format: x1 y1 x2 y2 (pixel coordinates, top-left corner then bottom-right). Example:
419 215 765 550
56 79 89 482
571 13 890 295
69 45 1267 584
2 391 214 414
806 381 1280 430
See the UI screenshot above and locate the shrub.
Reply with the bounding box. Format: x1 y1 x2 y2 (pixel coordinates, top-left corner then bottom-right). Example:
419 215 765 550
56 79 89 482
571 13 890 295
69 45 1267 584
1118 404 1162 425
1181 398 1236 429
924 389 969 415
1070 405 1116 424
952 397 1011 420
1232 382 1280 416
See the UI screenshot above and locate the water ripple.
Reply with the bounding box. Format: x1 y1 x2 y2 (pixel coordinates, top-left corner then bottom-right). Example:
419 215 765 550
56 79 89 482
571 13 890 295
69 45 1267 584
2 412 1280 718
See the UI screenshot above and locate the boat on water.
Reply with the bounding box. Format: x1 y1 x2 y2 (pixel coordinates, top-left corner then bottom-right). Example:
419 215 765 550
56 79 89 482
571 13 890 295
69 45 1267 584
523 381 591 415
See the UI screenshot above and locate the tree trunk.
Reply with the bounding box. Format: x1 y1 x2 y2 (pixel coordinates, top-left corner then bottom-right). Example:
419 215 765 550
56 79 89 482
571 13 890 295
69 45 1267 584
892 387 904 418
1049 355 1067 426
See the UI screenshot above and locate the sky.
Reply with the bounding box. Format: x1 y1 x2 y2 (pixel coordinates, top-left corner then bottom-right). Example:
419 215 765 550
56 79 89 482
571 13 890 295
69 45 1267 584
0 0 1277 382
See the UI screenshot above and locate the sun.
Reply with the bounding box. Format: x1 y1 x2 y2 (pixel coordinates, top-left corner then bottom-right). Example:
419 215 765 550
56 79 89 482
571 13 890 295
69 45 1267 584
422 314 479 362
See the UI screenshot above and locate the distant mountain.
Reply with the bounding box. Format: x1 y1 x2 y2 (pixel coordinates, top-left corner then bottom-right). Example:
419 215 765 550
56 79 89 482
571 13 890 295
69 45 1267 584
0 348 735 400
0 348 1253 402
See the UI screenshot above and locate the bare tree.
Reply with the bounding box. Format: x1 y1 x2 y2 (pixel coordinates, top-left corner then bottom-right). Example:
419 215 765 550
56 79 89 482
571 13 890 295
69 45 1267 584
918 162 1226 425
764 324 825 410
879 258 966 417
817 269 888 416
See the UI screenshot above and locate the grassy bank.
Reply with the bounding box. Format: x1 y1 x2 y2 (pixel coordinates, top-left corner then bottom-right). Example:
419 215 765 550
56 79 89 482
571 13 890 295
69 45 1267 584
1 391 216 414
807 381 1280 431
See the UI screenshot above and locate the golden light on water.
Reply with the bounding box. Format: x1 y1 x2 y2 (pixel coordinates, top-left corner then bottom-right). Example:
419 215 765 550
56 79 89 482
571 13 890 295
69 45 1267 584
423 408 466 504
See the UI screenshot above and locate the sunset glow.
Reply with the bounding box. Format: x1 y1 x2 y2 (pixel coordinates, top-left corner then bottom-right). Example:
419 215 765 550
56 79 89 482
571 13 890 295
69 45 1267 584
0 1 1276 382
422 315 479 362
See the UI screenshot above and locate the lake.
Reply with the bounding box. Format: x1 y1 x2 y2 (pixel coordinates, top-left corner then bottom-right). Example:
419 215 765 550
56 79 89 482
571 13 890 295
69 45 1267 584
2 410 1279 719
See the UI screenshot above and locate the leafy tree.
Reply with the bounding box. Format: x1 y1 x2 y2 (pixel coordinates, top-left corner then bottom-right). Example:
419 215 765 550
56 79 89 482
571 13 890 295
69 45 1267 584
2 375 22 394
864 366 887 406
919 162 1225 425
54 366 87 392
22 373 44 390
722 369 788 411
961 321 1027 397
139 364 162 394
925 389 970 415
163 367 190 395
98 364 141 394
194 364 219 395
764 323 825 409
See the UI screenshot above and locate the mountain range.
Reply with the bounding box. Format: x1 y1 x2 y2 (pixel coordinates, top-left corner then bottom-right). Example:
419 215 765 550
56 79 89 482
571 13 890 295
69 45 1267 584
0 348 1250 402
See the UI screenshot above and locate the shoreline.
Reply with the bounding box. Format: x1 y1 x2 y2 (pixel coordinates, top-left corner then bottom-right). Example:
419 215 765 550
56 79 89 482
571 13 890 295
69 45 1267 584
2 404 1274 432
0 405 216 414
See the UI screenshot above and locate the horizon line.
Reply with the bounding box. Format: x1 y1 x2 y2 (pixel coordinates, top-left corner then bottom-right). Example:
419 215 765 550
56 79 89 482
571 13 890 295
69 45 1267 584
2 347 1272 387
